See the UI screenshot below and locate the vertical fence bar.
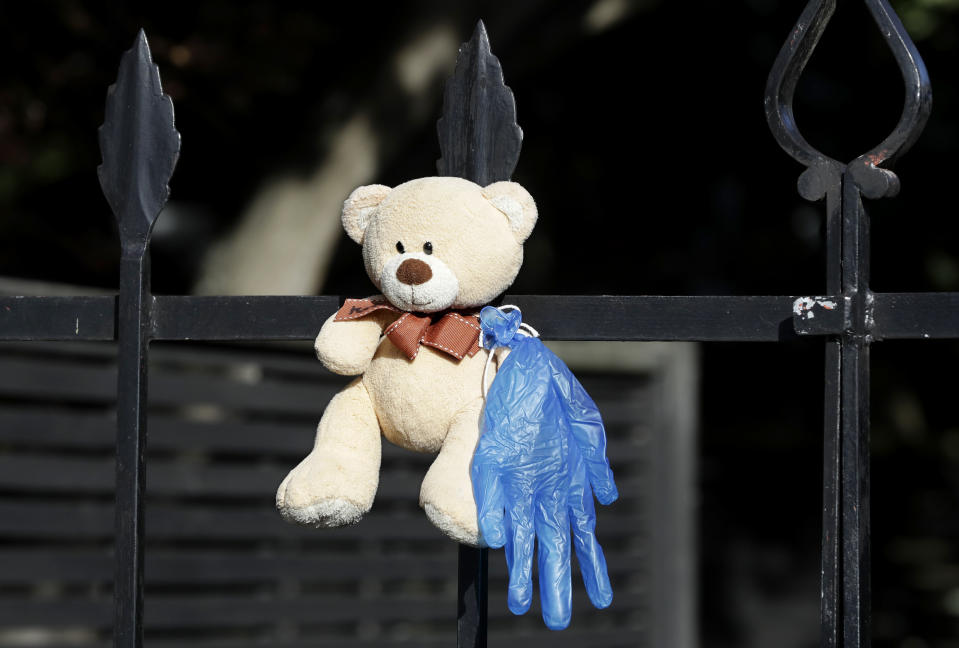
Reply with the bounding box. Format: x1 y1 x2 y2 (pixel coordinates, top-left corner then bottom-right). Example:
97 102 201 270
839 179 872 648
98 30 180 648
821 168 842 648
833 3 931 639
457 542 489 647
437 21 522 648
113 250 151 648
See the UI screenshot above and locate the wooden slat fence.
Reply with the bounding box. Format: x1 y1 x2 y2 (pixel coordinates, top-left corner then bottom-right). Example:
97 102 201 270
0 338 696 647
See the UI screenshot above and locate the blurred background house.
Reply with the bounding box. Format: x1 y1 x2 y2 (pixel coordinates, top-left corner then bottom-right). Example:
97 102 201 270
0 1 958 646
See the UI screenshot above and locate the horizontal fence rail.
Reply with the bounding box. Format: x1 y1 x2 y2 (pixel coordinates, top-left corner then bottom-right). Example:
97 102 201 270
1 293 957 342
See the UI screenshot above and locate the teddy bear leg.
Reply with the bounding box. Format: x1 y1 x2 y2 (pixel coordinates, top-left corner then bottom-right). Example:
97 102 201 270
276 378 381 527
420 398 485 546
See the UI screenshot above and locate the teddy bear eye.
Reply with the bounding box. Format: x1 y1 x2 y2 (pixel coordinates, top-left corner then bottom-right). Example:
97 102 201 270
423 242 433 255
396 241 405 253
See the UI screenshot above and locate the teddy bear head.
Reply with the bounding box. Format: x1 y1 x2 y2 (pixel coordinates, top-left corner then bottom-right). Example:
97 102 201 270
341 176 537 313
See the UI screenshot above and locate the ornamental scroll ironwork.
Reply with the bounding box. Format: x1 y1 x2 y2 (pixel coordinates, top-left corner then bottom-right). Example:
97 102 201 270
765 0 932 201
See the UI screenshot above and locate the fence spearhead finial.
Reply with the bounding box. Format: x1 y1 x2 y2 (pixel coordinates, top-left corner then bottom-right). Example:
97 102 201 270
98 29 181 251
437 20 522 184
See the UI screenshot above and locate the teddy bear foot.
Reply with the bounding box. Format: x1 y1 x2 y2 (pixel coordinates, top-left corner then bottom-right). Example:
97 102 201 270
278 497 366 528
423 502 485 547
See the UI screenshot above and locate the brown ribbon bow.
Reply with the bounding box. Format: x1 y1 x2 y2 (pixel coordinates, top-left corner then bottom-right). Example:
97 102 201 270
334 297 482 361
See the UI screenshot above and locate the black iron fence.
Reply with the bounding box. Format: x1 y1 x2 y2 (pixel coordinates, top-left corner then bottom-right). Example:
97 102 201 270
0 1 957 647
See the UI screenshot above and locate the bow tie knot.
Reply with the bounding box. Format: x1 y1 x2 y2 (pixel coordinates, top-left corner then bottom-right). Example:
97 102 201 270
334 297 481 360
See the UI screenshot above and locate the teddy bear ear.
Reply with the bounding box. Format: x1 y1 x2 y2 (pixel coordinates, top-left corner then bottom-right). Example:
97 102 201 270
342 184 392 245
482 181 538 243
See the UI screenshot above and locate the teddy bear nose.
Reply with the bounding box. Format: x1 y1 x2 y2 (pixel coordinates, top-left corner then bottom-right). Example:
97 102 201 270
396 259 433 285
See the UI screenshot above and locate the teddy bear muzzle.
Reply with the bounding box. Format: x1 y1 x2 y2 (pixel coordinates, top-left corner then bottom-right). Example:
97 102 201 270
379 252 459 313
396 258 433 285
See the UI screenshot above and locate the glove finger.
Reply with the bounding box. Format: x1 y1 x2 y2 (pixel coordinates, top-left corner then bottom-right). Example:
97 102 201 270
569 418 618 505
569 468 613 609
536 491 572 630
583 452 618 506
561 367 619 505
471 462 506 548
505 493 535 616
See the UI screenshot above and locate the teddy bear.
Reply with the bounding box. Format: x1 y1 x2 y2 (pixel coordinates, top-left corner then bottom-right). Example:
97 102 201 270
275 175 537 546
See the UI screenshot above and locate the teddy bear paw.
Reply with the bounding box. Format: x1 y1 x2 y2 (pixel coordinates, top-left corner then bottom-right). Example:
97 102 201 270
423 502 485 547
276 471 370 528
278 496 366 528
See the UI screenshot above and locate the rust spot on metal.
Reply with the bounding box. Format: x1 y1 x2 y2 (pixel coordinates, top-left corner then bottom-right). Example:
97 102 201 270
865 150 890 167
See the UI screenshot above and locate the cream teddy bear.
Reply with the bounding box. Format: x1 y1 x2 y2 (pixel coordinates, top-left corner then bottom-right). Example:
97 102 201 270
276 176 537 545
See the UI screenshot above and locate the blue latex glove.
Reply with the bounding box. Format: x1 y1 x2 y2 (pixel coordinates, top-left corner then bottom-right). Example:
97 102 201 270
472 306 618 630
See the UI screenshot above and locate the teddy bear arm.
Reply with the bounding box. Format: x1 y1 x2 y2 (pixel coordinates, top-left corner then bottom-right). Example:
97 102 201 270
314 310 396 375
